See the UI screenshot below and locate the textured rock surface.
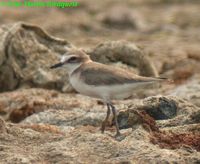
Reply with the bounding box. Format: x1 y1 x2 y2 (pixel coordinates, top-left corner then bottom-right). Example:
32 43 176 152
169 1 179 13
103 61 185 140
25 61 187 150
0 88 96 123
1 123 200 164
88 40 158 77
170 76 200 107
2 93 199 164
118 96 200 128
0 22 73 93
98 5 141 30
0 90 200 163
0 117 6 133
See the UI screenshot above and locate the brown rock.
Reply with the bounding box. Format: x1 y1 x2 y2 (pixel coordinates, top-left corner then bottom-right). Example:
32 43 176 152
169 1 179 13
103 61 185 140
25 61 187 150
0 88 99 123
171 76 200 107
99 6 139 30
0 117 6 133
118 96 200 128
88 40 158 77
0 89 199 163
0 22 73 93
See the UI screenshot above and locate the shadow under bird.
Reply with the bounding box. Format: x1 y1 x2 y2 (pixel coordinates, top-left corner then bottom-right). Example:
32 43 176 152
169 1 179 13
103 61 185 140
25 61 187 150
50 48 167 137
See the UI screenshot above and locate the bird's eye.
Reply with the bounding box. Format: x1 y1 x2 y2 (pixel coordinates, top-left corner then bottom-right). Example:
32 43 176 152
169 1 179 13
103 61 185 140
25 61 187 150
68 56 78 63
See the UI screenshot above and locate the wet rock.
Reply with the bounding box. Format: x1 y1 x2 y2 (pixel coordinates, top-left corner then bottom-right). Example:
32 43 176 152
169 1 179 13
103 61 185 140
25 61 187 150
143 96 177 120
0 22 73 93
119 109 159 132
117 110 130 129
118 96 200 129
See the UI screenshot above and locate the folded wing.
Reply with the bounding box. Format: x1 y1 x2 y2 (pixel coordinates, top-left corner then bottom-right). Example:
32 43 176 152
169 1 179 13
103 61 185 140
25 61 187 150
79 62 164 86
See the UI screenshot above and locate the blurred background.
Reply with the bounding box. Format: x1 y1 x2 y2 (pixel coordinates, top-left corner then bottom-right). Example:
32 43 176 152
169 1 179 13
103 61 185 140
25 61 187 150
1 0 200 80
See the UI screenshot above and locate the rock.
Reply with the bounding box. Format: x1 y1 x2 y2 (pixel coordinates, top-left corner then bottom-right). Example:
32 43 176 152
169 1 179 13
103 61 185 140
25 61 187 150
142 96 177 120
0 118 199 163
2 88 199 131
0 89 200 163
0 22 73 93
190 111 200 124
170 8 200 28
162 59 198 84
99 6 139 30
0 117 6 133
170 76 200 107
0 88 98 123
22 108 105 128
186 45 200 61
118 96 200 129
88 40 158 77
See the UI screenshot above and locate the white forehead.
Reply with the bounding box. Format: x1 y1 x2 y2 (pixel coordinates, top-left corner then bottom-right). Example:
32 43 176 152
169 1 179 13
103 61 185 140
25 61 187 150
60 54 76 63
60 55 68 63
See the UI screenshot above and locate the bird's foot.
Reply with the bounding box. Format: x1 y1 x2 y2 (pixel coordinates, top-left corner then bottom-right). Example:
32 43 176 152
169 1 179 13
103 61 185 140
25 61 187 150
114 132 125 141
101 103 111 134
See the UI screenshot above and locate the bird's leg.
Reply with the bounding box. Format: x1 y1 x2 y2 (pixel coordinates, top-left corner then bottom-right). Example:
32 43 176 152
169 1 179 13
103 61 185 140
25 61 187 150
109 103 121 137
101 103 111 133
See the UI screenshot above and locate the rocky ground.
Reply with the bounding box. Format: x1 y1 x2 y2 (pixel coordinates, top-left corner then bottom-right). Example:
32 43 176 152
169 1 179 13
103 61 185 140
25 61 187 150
0 0 200 163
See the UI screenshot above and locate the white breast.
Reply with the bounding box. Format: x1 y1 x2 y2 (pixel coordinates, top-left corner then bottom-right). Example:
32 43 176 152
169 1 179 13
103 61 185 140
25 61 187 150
70 74 101 98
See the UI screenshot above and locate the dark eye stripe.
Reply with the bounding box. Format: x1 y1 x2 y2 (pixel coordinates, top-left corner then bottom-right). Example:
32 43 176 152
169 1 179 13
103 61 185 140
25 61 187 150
68 56 79 63
69 57 77 61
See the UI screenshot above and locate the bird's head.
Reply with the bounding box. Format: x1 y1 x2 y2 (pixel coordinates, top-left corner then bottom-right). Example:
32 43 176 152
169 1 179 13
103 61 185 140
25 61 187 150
50 48 91 74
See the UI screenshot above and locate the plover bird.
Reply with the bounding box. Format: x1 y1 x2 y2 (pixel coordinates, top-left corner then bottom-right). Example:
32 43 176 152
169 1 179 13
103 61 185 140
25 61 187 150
50 48 166 137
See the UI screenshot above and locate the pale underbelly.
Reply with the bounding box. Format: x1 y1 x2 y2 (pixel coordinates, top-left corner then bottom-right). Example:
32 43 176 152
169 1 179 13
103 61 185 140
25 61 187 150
70 77 143 101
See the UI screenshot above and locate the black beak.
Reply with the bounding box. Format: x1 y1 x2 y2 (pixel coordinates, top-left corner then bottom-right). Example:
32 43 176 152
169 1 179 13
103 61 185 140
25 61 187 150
50 62 64 69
